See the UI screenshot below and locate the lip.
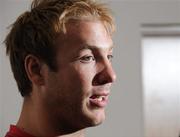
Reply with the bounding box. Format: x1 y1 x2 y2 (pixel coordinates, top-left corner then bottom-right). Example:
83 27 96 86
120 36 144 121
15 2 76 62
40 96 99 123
89 92 110 108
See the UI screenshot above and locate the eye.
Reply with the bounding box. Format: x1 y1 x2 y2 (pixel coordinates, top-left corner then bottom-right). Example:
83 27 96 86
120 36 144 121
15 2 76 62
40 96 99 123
107 55 113 62
80 55 95 63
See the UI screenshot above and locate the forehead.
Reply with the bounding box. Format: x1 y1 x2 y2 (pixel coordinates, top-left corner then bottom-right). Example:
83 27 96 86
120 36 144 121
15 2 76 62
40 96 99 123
55 20 113 55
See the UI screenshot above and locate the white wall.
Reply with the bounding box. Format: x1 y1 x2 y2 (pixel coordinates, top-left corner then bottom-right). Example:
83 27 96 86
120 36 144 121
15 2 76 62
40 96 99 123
0 0 180 137
0 1 3 135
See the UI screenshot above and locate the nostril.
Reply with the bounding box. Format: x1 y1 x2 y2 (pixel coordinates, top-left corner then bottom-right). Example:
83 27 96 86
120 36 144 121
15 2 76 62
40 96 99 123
100 79 111 85
92 71 115 86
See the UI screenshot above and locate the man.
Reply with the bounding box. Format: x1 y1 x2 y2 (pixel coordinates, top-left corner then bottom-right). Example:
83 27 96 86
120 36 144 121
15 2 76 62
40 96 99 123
4 0 116 137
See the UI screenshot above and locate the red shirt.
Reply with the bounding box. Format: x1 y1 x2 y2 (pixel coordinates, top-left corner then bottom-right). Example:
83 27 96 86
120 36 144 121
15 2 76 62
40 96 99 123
5 125 35 137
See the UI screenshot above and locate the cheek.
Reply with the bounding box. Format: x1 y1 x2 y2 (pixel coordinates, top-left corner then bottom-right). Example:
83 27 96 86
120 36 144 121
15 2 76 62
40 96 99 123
46 64 96 105
73 65 96 89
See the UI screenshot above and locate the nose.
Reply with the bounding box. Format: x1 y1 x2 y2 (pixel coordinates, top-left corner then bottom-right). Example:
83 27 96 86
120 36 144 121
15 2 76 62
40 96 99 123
93 62 116 85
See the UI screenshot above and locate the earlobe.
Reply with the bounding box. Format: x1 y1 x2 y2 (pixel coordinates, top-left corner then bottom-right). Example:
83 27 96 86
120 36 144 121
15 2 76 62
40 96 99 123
24 55 45 86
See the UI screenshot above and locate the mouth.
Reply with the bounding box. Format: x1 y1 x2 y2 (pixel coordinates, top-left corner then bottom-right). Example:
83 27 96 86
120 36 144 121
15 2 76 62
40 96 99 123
89 92 109 108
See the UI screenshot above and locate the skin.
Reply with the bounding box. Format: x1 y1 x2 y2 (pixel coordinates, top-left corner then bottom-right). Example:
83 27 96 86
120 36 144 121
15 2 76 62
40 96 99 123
17 20 116 137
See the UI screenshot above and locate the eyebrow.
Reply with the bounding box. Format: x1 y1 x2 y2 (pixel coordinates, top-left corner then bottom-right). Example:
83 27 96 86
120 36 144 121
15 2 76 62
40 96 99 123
79 44 114 51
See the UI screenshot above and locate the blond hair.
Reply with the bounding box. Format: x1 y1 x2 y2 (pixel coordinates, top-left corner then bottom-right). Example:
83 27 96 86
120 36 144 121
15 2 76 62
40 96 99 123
31 0 115 34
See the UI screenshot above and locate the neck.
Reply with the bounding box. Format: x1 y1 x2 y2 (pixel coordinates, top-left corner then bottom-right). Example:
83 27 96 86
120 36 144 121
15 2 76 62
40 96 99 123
59 130 85 137
17 97 85 137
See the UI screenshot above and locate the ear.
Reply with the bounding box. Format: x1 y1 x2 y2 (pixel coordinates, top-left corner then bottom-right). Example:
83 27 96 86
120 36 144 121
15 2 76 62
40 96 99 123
24 55 45 86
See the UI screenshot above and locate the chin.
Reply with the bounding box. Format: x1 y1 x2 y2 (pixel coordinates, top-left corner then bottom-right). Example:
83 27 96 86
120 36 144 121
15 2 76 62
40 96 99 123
88 109 106 127
81 100 107 128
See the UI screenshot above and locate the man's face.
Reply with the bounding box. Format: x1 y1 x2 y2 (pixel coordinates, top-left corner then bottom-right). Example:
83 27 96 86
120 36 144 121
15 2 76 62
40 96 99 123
41 20 116 132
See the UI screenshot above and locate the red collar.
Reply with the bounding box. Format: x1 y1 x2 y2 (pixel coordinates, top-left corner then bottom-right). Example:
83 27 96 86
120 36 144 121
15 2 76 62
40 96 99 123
6 125 36 137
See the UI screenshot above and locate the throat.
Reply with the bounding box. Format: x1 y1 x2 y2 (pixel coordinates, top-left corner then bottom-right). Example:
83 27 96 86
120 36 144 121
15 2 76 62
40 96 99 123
60 129 85 137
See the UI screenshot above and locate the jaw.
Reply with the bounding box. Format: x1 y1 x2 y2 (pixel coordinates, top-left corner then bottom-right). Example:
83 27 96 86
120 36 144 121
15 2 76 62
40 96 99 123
81 100 106 127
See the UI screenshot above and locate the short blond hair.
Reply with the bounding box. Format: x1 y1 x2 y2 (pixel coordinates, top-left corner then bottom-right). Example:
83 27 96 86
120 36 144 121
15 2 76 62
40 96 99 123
5 0 115 97
31 0 115 34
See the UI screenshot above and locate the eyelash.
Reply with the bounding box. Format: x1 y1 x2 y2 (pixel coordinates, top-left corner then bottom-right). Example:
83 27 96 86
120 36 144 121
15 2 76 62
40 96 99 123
107 55 113 62
80 55 95 63
80 55 113 63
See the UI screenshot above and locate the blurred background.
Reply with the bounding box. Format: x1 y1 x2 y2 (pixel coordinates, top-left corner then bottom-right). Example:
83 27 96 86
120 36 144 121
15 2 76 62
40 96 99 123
0 0 180 137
